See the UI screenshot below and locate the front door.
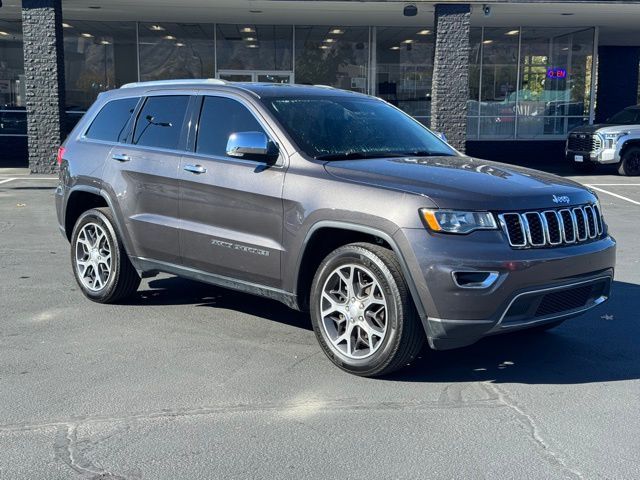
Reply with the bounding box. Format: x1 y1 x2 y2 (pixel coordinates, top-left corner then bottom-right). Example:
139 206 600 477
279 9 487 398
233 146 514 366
178 94 285 287
218 70 293 84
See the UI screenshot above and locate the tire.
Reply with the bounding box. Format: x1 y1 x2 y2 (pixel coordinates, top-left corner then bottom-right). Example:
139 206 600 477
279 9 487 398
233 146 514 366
618 146 640 176
310 242 424 377
70 207 140 303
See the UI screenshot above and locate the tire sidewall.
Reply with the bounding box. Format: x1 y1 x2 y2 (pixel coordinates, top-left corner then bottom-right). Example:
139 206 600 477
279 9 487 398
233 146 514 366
70 209 122 301
621 147 640 176
310 246 405 375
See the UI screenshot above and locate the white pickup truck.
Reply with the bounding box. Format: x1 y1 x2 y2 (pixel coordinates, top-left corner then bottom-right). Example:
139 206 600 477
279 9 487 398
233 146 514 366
566 105 640 176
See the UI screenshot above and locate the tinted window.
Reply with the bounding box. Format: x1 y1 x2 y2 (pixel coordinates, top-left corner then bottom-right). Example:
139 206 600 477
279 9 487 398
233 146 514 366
133 95 190 150
608 108 640 125
196 96 266 157
85 97 139 142
264 96 455 160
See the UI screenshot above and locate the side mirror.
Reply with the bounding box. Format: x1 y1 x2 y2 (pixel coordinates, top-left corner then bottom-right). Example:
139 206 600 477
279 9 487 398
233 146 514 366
433 131 448 143
226 131 279 161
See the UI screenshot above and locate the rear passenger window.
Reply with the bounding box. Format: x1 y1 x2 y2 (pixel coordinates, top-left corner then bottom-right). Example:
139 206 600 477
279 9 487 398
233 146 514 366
85 97 139 142
196 96 266 158
133 95 190 150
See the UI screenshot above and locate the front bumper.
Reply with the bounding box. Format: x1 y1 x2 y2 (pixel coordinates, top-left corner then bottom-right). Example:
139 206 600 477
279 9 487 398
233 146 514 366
394 228 616 350
566 147 619 165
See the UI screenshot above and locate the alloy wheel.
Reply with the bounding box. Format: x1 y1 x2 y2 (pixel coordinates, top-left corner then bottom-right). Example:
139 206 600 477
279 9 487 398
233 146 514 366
320 264 388 359
75 222 112 291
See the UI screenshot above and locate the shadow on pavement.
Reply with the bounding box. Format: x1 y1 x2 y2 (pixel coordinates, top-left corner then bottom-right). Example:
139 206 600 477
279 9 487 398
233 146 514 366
134 276 638 385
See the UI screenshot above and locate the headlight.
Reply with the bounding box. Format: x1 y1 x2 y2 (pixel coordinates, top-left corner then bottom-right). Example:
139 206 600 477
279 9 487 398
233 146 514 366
420 209 498 234
602 131 628 150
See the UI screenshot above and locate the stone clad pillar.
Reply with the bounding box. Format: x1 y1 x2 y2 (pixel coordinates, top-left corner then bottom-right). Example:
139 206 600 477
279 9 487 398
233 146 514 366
430 3 471 152
21 0 65 173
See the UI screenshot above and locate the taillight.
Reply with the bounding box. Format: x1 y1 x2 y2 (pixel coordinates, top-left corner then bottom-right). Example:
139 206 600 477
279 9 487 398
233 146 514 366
57 146 66 165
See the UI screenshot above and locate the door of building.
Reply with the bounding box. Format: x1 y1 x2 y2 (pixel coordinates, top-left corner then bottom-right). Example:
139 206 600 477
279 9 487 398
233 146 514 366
217 70 293 84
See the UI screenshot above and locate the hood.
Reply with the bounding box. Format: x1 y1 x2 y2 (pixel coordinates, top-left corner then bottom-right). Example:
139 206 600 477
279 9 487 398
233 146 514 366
570 124 640 135
324 155 597 211
569 124 610 134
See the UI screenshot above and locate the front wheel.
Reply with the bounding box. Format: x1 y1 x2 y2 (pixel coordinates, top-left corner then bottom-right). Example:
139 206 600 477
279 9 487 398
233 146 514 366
70 208 140 303
618 146 640 176
310 243 424 377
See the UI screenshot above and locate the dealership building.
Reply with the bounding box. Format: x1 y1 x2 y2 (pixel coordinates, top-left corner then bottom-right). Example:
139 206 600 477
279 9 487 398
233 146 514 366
1 0 639 172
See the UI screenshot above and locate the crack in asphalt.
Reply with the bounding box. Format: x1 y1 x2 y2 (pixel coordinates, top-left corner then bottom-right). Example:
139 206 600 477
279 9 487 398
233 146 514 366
481 382 584 480
0 396 502 434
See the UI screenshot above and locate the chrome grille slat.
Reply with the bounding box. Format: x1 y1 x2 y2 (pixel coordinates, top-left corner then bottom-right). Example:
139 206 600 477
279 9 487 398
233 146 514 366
500 204 603 249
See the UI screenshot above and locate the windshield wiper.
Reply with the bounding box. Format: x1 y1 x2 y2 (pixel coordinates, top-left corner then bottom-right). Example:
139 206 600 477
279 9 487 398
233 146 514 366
315 151 410 161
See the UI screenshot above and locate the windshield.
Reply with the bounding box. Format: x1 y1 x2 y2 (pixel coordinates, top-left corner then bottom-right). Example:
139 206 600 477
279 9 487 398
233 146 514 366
608 108 640 125
263 96 457 160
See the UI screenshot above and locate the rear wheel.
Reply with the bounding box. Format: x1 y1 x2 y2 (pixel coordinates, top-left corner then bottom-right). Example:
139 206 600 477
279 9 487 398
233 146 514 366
618 146 640 176
70 208 140 303
310 243 424 377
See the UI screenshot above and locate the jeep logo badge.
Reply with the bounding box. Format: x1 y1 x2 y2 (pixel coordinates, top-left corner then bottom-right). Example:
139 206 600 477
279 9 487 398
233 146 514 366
552 194 570 204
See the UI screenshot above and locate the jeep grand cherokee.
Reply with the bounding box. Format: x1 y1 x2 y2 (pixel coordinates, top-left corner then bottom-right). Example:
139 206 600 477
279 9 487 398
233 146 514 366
55 80 616 377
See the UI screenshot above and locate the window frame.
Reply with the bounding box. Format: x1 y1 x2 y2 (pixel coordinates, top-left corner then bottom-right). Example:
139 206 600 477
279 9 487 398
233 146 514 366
187 92 286 167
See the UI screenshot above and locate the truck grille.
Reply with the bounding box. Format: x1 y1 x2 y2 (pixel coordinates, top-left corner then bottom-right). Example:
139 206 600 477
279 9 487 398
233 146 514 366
498 204 603 249
567 133 601 152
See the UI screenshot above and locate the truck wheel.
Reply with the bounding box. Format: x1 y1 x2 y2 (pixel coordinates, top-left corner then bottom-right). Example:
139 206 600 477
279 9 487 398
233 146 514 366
618 146 640 176
310 243 424 377
70 207 140 303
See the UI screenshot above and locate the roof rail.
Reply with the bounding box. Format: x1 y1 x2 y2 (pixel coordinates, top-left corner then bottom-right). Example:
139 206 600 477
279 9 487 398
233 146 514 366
120 78 227 89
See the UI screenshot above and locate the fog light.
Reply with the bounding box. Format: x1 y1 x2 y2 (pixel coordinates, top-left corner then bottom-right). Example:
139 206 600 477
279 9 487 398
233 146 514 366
452 271 499 289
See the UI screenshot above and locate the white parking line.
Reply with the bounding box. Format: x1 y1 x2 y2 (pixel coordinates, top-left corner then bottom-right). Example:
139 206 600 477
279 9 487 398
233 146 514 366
0 178 16 185
586 185 640 206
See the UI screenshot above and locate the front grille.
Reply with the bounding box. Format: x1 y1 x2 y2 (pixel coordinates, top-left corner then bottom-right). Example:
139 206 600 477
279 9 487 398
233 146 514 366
498 204 603 249
535 285 593 316
567 133 601 152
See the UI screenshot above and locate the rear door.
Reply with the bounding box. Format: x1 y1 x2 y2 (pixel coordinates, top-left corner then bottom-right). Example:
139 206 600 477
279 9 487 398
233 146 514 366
102 92 194 265
178 94 286 287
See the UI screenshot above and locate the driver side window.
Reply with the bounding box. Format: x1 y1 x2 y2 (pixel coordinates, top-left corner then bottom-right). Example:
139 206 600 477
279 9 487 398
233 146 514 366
196 96 266 158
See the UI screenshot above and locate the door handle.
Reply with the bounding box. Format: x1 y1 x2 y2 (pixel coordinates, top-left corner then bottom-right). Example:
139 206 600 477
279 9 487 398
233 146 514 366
112 153 130 162
184 164 207 174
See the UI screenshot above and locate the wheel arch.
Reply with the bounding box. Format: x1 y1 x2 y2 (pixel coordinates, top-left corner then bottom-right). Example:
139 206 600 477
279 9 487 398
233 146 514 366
620 139 640 158
293 221 426 320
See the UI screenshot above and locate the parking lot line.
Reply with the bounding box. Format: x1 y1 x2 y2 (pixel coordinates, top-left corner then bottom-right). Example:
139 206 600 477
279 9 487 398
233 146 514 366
586 185 640 206
0 178 16 185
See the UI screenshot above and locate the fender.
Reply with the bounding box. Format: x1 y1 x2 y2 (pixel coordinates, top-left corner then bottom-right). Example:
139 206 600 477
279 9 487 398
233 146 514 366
294 220 428 321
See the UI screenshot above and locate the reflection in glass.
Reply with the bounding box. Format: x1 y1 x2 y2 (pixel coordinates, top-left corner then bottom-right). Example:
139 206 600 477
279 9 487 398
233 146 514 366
0 19 26 137
139 23 214 81
376 27 434 122
63 21 137 110
295 26 368 92
216 25 293 72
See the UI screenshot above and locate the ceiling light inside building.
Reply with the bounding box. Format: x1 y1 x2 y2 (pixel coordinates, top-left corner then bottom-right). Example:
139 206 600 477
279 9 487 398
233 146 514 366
164 35 176 40
329 29 344 35
390 46 400 50
149 25 165 31
482 39 493 44
402 39 414 44
99 40 111 45
244 37 256 41
417 30 431 35
319 45 330 50
62 23 73 29
176 42 185 47
506 30 519 36
240 27 255 33
246 43 259 48
81 33 93 38
323 38 336 43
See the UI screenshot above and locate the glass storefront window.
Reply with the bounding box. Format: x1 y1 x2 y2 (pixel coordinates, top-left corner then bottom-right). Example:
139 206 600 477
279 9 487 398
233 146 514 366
0 19 26 136
139 23 215 81
216 24 293 73
376 26 434 124
294 26 369 92
468 28 482 139
63 21 137 111
517 27 593 138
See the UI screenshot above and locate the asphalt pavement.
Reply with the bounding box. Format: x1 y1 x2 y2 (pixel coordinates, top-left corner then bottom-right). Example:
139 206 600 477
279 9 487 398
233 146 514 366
0 169 639 479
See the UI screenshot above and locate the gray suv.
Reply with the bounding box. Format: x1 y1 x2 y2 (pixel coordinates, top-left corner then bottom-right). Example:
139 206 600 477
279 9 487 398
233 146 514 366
55 80 616 377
